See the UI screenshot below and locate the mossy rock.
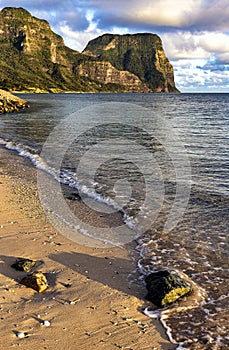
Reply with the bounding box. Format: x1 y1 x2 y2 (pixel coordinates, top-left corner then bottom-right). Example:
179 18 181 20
145 270 192 307
20 271 48 292
11 258 36 272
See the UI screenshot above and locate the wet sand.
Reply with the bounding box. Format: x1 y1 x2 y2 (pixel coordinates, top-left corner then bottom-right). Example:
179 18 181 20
0 147 175 350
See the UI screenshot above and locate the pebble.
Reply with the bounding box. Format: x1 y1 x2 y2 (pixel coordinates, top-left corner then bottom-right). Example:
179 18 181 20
42 320 51 327
69 299 80 305
15 331 26 339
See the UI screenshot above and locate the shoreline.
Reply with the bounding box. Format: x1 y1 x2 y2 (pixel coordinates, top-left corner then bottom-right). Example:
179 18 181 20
0 146 175 349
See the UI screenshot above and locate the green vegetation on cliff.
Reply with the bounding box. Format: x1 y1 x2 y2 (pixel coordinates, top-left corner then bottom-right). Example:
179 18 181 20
0 7 179 93
83 33 179 92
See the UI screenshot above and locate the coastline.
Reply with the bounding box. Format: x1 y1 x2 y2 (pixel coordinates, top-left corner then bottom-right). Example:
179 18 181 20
0 146 175 349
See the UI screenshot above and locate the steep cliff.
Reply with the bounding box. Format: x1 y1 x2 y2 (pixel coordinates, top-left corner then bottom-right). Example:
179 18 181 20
83 33 179 92
0 7 106 92
77 61 150 92
0 7 179 93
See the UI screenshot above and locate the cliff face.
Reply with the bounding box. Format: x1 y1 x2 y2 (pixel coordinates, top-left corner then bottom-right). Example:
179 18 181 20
78 61 150 92
0 8 63 59
83 33 179 92
0 7 102 92
0 7 179 93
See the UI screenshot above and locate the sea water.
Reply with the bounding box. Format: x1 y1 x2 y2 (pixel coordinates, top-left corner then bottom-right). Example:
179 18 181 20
0 93 228 348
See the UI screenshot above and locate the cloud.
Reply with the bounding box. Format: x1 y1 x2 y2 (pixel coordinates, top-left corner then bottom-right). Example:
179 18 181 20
88 0 200 28
0 0 89 31
57 21 103 51
173 58 229 92
161 31 229 63
197 63 229 71
81 0 229 32
1 0 228 32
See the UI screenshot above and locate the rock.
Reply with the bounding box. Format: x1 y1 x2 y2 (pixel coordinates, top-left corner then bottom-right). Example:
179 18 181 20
145 270 192 307
14 331 27 338
0 89 28 114
11 258 36 272
66 192 81 201
20 271 48 292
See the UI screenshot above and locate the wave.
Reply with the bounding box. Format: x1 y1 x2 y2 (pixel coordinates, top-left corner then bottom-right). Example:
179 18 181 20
0 136 138 236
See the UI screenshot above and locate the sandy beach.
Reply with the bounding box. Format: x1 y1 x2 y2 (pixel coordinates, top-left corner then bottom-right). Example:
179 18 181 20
0 146 175 350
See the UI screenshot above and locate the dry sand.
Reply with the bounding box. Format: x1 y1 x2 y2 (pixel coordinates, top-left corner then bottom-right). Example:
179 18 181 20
0 147 175 350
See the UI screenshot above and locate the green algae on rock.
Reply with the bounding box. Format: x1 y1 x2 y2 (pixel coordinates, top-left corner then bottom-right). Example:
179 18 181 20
145 270 192 307
20 271 48 292
11 257 36 272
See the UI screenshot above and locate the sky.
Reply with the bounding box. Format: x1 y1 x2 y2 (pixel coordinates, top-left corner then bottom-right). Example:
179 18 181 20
0 0 228 92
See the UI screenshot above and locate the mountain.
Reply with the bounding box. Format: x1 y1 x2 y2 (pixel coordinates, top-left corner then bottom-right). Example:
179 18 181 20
0 7 179 93
83 33 178 92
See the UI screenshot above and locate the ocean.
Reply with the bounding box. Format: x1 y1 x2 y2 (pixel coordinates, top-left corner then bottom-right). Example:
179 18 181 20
0 93 228 349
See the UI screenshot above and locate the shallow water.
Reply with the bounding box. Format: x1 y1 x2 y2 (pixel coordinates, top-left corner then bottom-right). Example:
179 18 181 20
0 93 228 348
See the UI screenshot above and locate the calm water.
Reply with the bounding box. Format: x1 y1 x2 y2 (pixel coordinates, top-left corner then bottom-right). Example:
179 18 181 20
0 93 228 349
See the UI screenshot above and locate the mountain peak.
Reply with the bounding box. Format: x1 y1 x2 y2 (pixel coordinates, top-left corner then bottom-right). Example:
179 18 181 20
83 33 178 92
1 7 32 19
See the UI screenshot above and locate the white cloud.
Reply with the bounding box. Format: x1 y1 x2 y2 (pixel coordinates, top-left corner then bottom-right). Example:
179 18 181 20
57 22 102 51
117 0 202 27
87 0 229 31
199 32 229 54
173 58 229 92
57 14 130 51
161 31 229 62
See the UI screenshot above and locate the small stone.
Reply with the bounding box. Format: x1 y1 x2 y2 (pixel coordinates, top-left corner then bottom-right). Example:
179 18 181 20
15 331 26 339
42 320 51 327
20 271 48 292
69 299 80 305
66 192 81 201
11 258 36 272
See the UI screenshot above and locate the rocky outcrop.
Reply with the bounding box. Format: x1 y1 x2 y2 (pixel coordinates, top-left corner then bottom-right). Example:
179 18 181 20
0 89 28 113
0 7 179 93
78 61 150 92
83 33 179 92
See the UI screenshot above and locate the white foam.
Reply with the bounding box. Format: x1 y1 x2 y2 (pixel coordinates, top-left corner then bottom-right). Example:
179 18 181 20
0 136 138 234
144 307 179 346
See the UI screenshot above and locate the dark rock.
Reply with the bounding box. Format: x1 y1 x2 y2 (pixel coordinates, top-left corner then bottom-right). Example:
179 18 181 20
66 192 81 201
11 258 36 272
145 270 192 307
20 271 48 292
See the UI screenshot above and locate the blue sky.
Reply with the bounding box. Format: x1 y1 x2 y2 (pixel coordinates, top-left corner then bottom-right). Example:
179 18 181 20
0 0 228 92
